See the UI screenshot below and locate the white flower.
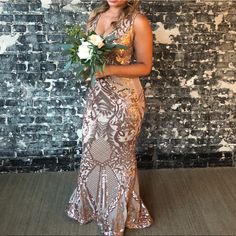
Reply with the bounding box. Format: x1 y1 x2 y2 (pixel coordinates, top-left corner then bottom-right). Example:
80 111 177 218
77 41 92 60
88 34 104 49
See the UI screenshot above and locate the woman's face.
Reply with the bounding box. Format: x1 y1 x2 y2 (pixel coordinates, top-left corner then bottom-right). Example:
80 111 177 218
106 0 128 8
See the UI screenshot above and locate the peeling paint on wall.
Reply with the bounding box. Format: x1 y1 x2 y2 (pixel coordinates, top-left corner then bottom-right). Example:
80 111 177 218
218 139 235 152
41 0 52 9
0 0 9 13
154 22 180 44
41 0 82 11
0 33 20 54
215 12 227 30
171 103 181 110
217 80 236 93
0 4 3 13
0 0 236 172
190 90 201 98
63 0 81 11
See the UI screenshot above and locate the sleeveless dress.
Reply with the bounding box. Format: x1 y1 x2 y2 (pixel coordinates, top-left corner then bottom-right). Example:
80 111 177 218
65 12 153 236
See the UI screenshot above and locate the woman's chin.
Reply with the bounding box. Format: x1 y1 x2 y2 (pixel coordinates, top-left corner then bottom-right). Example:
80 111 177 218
107 0 127 8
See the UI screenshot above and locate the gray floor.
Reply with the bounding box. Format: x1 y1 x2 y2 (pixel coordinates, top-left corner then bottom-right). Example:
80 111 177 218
1 167 236 235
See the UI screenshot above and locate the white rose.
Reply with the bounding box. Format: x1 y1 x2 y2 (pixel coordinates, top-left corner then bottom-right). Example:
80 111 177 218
77 41 92 60
88 34 104 49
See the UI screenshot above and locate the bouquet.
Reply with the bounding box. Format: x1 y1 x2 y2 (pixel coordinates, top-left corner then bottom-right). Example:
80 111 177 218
62 25 127 87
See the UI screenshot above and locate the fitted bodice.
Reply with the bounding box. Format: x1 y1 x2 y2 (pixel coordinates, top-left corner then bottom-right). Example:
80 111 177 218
87 11 144 107
90 12 138 65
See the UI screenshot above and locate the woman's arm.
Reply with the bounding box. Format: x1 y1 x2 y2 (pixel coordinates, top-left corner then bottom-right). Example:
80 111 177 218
96 13 153 79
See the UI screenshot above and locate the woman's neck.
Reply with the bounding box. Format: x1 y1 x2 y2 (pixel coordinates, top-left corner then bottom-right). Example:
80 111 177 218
106 7 124 18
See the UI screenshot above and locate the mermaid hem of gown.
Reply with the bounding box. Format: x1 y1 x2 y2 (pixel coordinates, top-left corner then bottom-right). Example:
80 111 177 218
65 186 153 229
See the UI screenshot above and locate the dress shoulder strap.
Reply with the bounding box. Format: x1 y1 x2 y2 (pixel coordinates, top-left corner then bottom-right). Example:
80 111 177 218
130 11 140 25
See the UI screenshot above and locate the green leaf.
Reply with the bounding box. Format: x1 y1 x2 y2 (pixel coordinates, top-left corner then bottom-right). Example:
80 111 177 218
96 65 103 73
96 50 103 55
104 34 116 42
116 44 128 50
102 63 106 72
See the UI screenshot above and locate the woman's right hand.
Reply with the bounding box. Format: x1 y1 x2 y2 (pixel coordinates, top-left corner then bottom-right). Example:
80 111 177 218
95 65 112 79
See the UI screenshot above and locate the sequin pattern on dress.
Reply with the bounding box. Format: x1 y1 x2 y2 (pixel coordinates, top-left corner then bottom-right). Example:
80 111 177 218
65 11 153 236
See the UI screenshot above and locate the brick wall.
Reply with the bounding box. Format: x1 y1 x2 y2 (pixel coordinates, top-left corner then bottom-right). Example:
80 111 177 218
0 0 235 173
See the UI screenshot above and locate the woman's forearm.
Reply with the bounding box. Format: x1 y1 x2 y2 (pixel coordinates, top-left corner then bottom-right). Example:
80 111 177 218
102 63 152 78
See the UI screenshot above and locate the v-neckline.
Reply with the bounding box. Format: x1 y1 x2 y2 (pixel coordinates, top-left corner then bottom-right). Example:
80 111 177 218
94 13 119 38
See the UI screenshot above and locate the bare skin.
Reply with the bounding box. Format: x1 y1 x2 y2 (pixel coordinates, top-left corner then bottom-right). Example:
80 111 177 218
93 0 153 79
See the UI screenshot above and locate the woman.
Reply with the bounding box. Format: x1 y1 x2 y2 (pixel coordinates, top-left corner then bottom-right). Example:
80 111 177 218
65 0 153 235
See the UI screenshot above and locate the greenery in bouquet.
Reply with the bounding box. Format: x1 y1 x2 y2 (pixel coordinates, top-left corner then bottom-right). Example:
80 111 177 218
62 25 127 87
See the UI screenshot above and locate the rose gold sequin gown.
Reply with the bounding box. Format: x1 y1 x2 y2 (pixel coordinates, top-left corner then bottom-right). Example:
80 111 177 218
65 12 153 236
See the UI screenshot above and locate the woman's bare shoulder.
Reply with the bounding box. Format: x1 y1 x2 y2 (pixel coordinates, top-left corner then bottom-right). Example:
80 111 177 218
133 12 150 25
133 12 152 32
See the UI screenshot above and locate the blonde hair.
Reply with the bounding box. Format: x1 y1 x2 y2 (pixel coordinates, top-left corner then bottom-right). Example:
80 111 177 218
87 0 140 28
